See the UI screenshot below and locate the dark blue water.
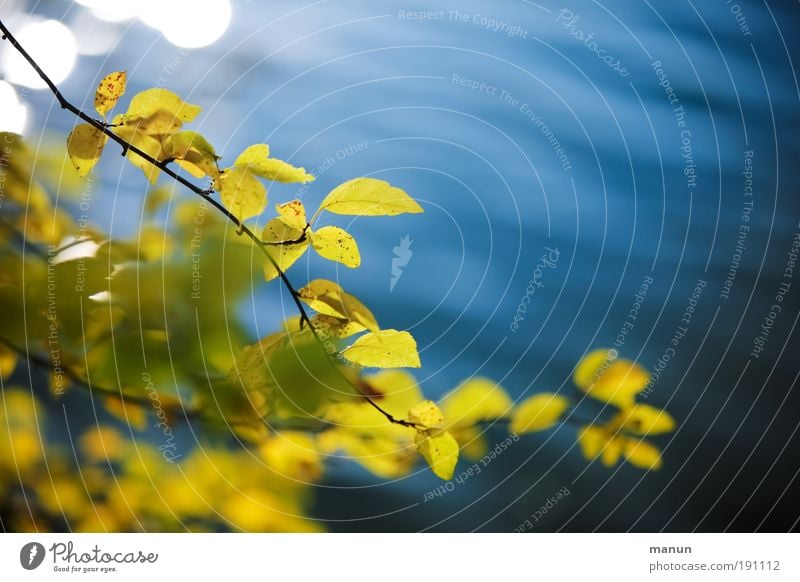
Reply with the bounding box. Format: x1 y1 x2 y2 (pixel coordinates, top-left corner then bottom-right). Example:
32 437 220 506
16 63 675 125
28 0 800 531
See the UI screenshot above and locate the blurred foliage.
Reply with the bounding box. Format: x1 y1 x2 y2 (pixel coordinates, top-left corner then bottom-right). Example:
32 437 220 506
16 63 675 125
0 64 676 532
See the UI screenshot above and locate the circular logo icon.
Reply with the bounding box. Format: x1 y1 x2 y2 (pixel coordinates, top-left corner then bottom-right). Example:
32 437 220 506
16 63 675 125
20 542 45 570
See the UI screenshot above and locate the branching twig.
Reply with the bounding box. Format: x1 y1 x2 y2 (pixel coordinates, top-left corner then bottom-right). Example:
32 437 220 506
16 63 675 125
0 19 417 429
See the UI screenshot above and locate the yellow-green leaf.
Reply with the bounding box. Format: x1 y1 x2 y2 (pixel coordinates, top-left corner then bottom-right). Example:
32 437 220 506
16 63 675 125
94 71 126 117
615 404 676 436
319 178 423 216
407 400 445 429
124 88 201 127
220 166 267 222
125 131 163 184
0 343 18 380
276 200 308 230
416 430 459 480
342 330 420 369
623 439 663 470
163 131 220 179
310 314 365 339
234 144 313 183
440 377 512 429
261 218 309 281
66 124 108 177
309 226 361 268
573 348 617 390
297 279 377 332
510 393 569 434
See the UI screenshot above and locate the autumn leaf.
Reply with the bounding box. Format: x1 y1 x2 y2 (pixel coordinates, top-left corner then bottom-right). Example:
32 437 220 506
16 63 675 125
342 330 420 368
297 279 377 331
510 393 569 434
407 400 445 429
0 343 18 381
261 218 309 281
318 178 423 216
66 124 108 177
613 404 676 436
94 71 126 117
440 378 512 428
162 130 220 179
234 144 313 183
309 226 361 268
220 166 267 223
123 88 201 134
275 200 308 230
415 430 459 480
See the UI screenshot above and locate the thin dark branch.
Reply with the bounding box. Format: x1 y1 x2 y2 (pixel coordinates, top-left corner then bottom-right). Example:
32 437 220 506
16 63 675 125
0 18 416 429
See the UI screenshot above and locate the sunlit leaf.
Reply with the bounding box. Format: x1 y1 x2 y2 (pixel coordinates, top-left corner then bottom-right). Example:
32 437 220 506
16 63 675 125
623 439 663 470
319 178 423 216
309 226 361 268
407 400 445 429
220 166 267 222
0 343 18 380
275 200 308 230
415 430 459 480
614 404 676 436
342 330 420 369
123 88 201 133
66 123 108 177
234 144 313 183
94 71 126 117
574 349 650 409
510 393 569 434
261 218 309 281
297 279 377 331
163 130 219 179
440 377 512 429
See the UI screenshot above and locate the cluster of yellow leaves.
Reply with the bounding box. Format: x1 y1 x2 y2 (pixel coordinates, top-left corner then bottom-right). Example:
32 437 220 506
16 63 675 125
0 389 323 532
573 349 675 470
261 178 422 281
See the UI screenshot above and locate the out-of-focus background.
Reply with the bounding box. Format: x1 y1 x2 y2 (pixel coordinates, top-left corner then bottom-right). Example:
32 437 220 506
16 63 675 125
1 0 799 531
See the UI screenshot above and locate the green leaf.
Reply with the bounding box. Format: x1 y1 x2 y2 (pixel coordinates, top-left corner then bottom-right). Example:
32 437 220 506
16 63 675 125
342 330 420 368
318 178 423 216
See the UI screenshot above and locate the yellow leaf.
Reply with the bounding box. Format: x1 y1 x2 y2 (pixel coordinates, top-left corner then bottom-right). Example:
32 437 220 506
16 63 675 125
0 343 18 380
275 200 308 230
510 393 569 434
577 425 607 459
415 430 459 480
220 166 267 222
80 425 126 462
623 439 663 470
310 314 364 339
342 330 420 369
163 130 219 179
318 178 423 216
615 404 676 435
261 217 309 281
103 396 147 431
234 144 313 183
440 377 512 429
298 279 378 332
66 123 108 177
94 70 126 117
574 349 650 409
309 226 361 268
573 348 617 390
407 400 445 429
123 88 201 134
